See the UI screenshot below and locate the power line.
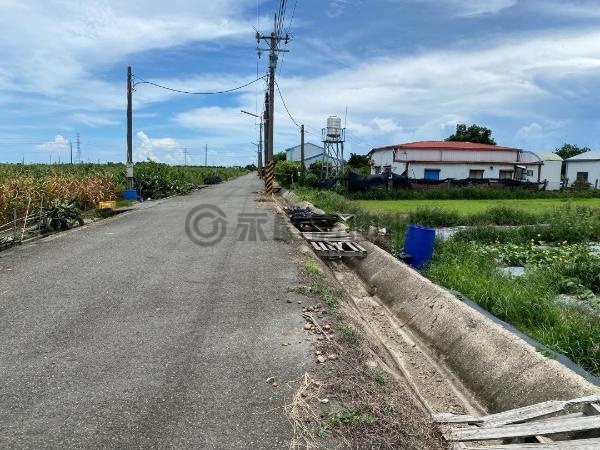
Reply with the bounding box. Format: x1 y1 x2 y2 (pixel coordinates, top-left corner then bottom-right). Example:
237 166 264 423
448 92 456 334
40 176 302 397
286 0 298 34
275 80 301 129
131 74 267 95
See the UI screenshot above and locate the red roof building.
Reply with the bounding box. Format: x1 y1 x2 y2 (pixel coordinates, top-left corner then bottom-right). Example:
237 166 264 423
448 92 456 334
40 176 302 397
368 140 527 181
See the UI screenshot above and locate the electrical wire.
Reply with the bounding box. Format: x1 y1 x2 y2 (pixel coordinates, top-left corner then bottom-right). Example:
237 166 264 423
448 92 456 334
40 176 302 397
132 74 267 95
286 0 298 34
275 80 301 129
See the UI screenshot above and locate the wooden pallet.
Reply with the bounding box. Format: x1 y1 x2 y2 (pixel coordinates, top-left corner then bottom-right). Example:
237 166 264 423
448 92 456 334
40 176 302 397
434 395 600 449
302 232 367 258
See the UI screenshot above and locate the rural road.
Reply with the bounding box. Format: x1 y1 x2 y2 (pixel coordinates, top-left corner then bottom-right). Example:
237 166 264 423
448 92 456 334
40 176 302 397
0 174 312 448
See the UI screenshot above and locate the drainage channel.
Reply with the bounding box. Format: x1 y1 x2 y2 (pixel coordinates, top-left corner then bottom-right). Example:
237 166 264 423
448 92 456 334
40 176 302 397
327 259 486 417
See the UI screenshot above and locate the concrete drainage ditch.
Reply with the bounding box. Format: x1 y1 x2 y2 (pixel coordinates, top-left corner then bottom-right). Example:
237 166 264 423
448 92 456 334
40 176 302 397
277 189 600 415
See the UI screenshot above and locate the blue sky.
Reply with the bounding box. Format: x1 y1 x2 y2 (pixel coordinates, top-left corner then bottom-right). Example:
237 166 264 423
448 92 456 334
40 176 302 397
1 0 600 165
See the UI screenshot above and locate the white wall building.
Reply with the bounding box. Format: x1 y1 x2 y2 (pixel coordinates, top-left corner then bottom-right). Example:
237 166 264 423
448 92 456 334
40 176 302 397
285 142 340 168
521 151 563 190
565 151 600 189
368 141 562 189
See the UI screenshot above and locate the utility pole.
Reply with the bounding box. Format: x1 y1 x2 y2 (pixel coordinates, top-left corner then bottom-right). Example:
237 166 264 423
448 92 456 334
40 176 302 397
258 121 263 175
205 144 208 167
126 66 134 190
300 124 305 170
69 141 73 164
241 109 263 175
183 148 188 166
263 90 269 171
76 133 81 164
257 15 289 195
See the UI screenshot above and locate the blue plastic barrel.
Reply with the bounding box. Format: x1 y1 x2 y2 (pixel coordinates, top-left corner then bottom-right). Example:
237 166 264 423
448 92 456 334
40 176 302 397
403 224 436 269
122 189 137 201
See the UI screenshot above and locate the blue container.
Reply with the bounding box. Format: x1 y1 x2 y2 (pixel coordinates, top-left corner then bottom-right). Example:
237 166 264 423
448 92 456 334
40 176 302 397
403 224 436 269
122 189 137 201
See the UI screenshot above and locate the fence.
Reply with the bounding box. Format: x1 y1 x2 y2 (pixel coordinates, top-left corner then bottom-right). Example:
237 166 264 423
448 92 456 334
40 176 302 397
0 198 45 250
347 171 547 192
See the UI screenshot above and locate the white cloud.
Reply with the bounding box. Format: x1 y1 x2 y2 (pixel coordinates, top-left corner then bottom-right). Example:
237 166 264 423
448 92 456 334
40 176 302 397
416 0 518 17
36 135 70 153
72 113 119 127
532 1 600 19
134 131 182 163
0 1 256 112
245 27 600 152
516 121 565 148
328 0 348 18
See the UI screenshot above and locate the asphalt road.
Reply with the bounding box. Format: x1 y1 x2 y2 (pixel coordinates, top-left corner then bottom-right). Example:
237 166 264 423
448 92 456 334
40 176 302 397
0 174 312 449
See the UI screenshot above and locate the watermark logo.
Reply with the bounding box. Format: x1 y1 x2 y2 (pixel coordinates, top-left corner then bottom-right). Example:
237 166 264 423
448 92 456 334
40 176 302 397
237 213 268 242
185 204 228 247
184 205 290 246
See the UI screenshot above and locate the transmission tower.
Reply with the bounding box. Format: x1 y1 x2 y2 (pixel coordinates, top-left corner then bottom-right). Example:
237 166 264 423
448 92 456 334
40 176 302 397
76 133 81 163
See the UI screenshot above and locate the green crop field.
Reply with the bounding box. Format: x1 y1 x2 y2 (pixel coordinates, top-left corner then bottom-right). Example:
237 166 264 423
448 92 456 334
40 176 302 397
0 162 248 224
356 198 600 215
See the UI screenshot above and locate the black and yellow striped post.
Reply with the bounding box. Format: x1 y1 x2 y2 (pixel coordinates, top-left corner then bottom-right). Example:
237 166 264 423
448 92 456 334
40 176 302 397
265 160 274 195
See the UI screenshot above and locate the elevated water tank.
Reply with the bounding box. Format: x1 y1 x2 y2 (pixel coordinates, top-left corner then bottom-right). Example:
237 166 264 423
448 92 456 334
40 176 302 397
326 116 342 138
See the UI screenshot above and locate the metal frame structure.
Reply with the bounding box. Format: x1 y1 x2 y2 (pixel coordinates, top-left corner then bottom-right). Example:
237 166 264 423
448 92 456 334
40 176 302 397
321 127 345 179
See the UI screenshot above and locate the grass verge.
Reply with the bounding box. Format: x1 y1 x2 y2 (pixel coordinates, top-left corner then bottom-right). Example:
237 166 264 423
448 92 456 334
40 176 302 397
425 240 600 376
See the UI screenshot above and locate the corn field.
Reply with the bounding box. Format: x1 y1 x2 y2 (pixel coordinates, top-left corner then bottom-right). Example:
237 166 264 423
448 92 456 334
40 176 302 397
0 162 248 225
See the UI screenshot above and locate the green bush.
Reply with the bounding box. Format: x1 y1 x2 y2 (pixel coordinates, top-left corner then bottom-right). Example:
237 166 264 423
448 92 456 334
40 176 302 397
44 199 84 230
274 160 301 187
407 207 461 227
468 206 539 226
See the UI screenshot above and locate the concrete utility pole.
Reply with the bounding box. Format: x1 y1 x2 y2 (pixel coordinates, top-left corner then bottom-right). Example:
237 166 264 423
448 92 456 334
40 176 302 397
300 124 305 169
69 141 73 165
258 121 263 174
126 66 134 190
205 144 208 167
257 15 289 195
241 110 263 175
263 90 269 171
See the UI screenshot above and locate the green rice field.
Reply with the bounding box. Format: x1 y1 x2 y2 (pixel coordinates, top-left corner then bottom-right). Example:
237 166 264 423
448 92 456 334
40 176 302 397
356 198 600 215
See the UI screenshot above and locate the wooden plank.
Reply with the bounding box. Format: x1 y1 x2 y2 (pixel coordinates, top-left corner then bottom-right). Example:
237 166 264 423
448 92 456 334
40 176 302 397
346 242 359 252
446 416 600 442
432 413 483 424
464 437 600 449
482 401 567 427
330 242 345 251
472 396 600 428
302 232 353 240
310 241 321 251
583 403 600 416
353 242 367 252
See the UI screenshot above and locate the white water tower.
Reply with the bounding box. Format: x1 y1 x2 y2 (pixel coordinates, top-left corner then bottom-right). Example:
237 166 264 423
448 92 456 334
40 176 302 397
321 115 346 179
326 116 342 139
